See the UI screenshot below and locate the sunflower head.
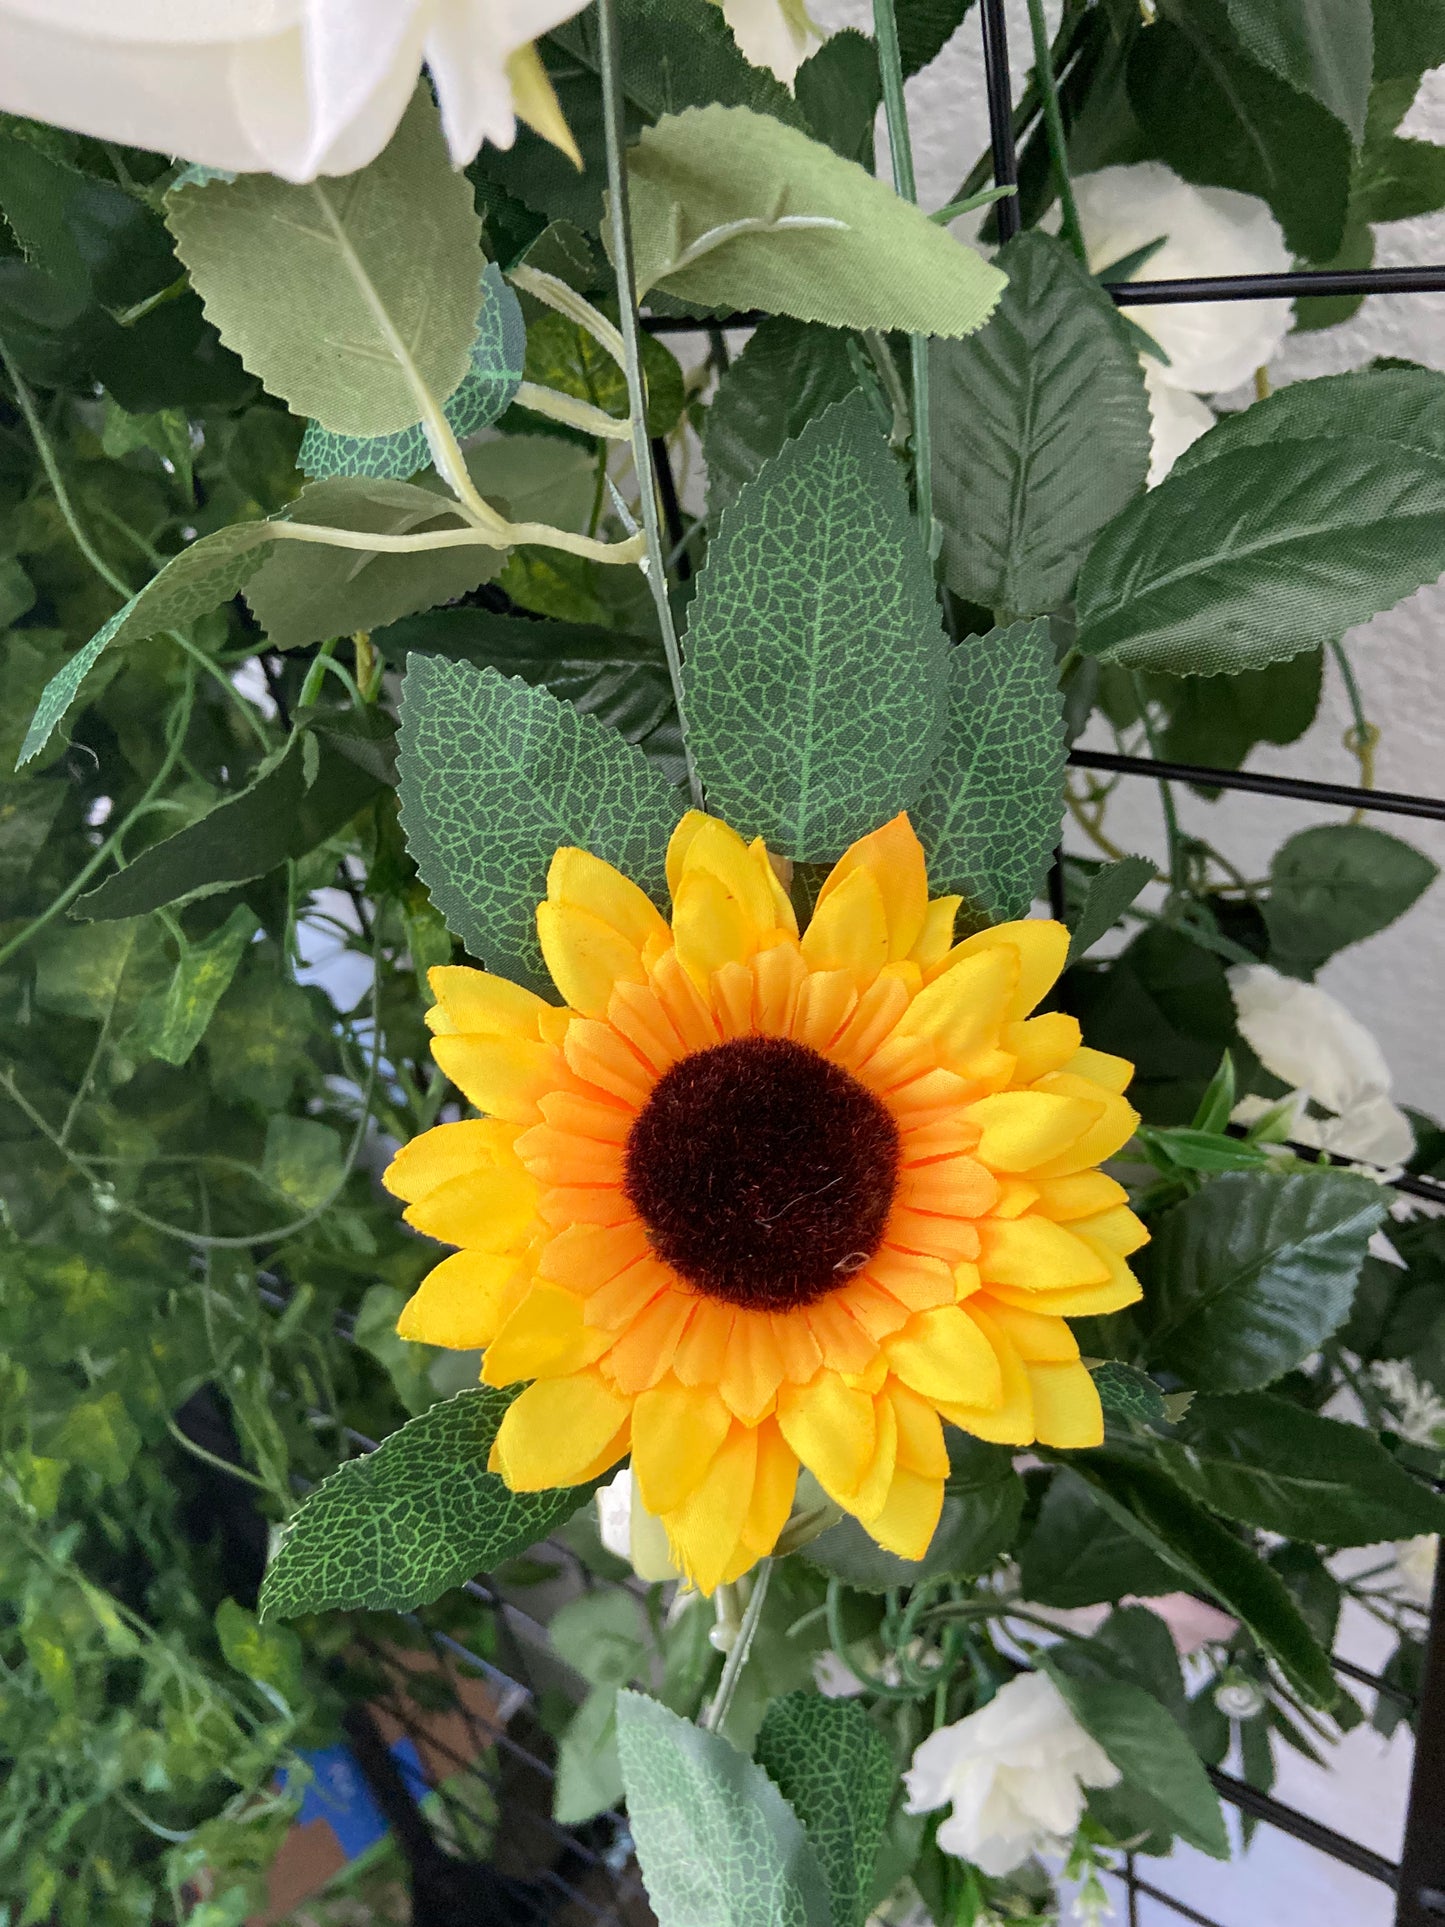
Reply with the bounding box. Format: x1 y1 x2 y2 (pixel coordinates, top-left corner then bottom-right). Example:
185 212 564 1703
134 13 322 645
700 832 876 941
383 812 1146 1592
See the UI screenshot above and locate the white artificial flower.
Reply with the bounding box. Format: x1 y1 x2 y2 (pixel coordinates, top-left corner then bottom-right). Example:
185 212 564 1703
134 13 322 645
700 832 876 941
713 0 819 85
595 1469 681 1584
1228 964 1416 1170
0 0 587 182
903 1672 1120 1878
812 1649 869 1698
1393 1533 1439 1607
1212 1675 1265 1721
1140 359 1216 487
1371 1360 1445 1449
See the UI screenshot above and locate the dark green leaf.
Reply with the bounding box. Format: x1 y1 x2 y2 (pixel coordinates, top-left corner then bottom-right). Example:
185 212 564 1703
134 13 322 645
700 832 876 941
1159 1393 1445 1545
794 32 882 166
1017 1468 1181 1607
1091 1361 1168 1428
397 655 683 987
553 0 804 127
1067 855 1154 962
1221 0 1372 141
1264 824 1437 977
1172 367 1445 474
1154 652 1323 775
1374 2 1445 79
684 393 948 861
703 318 859 518
931 232 1150 617
259 1388 591 1618
803 1475 1023 1592
615 1691 832 1927
756 1695 895 1927
912 620 1064 926
897 0 979 75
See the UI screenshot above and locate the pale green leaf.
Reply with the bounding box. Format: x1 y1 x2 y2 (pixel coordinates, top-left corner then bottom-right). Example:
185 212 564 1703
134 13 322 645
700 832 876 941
615 1691 832 1927
620 105 1005 337
261 1115 344 1213
47 1390 141 1485
554 1685 625 1826
913 619 1065 928
166 87 483 436
131 904 259 1066
397 655 683 988
931 232 1150 616
550 1591 650 1689
683 393 949 861
756 1695 894 1927
215 1597 306 1713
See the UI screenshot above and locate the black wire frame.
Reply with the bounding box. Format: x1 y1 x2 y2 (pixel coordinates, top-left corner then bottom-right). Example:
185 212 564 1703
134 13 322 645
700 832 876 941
635 1 1445 1921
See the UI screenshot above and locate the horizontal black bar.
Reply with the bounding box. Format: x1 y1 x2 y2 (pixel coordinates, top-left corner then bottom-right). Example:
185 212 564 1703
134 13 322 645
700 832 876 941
1335 1653 1420 1709
1106 265 1445 305
1070 748 1445 823
1207 1767 1399 1885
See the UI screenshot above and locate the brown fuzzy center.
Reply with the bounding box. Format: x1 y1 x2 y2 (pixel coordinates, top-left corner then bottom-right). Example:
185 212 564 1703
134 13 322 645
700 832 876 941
622 1036 901 1311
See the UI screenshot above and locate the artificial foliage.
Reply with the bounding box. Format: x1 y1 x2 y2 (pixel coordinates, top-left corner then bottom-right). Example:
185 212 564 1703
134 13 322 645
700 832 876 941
2 3 1445 1924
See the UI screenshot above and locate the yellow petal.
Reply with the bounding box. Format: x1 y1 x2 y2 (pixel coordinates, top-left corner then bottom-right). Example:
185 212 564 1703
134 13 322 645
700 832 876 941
666 1422 758 1594
675 816 778 938
977 1213 1112 1292
605 1290 696 1393
816 814 928 963
482 1283 609 1385
913 896 962 974
426 966 559 1040
403 1162 539 1252
383 1119 515 1204
1063 1045 1136 1094
965 1090 1105 1173
947 919 1069 1021
1032 1172 1129 1222
539 1219 650 1293
1025 1073 1140 1177
889 1381 950 1477
665 810 713 894
719 1312 786 1422
868 1466 944 1560
672 868 753 984
1004 1011 1083 1082
738 1419 800 1558
777 1372 876 1504
563 1017 656 1107
894 947 1016 1071
1076 1204 1150 1257
937 1301 1035 1445
748 839 800 940
800 865 890 984
631 1379 733 1514
506 41 583 166
492 1372 631 1490
791 968 857 1052
886 1306 1003 1407
979 1243 1142 1317
1028 1359 1104 1448
397 1250 520 1349
850 1389 899 1522
431 1033 563 1123
537 900 648 1018
982 1299 1080 1363
548 847 670 952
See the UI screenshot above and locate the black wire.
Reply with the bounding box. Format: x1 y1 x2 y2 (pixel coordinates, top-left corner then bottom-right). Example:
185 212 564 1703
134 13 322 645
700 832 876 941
978 0 1022 242
1070 748 1445 824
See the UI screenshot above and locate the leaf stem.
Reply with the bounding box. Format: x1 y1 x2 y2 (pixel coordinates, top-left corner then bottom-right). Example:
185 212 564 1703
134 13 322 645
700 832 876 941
1131 674 1184 892
1025 0 1088 264
872 0 933 539
700 1558 773 1731
1328 637 1378 816
597 0 703 810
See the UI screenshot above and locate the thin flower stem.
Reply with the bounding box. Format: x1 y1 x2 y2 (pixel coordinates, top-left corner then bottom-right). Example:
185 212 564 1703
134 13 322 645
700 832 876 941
1025 0 1087 264
1131 674 1184 891
597 0 704 809
873 0 933 538
701 1558 773 1731
1328 637 1378 814
1 339 131 599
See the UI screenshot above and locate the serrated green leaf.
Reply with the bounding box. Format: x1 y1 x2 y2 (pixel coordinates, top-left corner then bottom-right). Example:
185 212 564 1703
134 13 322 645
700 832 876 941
166 88 482 436
552 0 804 129
554 1685 625 1825
214 1598 306 1714
615 1691 832 1927
1140 1169 1387 1392
931 233 1150 617
756 1695 894 1927
1067 855 1154 962
518 306 685 439
703 318 860 518
17 521 273 766
259 1388 589 1619
131 904 259 1066
1264 823 1437 977
241 477 504 651
297 262 526 481
683 393 948 860
621 105 1005 337
397 655 683 988
1075 434 1445 674
794 30 882 166
1090 1361 1167 1427
551 1590 650 1689
1221 0 1370 143
913 619 1065 927
1172 367 1445 476
1158 1393 1445 1545
1017 1469 1181 1607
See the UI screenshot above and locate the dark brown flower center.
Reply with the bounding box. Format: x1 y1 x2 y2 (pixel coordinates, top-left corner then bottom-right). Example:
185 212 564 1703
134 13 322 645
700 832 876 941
622 1036 901 1311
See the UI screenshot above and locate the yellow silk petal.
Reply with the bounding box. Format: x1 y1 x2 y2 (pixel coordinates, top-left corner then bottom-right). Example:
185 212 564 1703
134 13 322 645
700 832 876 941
849 1389 899 1522
673 868 754 984
1005 1011 1083 1082
382 1118 514 1204
982 1298 1080 1363
397 1250 519 1349
912 895 962 974
665 1421 758 1594
431 1033 562 1123
675 815 779 938
868 1466 944 1560
777 1372 876 1504
1028 1359 1104 1449
402 1163 538 1252
738 1419 800 1559
1063 1045 1135 1094
547 847 670 950
964 1090 1105 1173
1025 1073 1140 1177
977 1213 1112 1292
426 966 558 1039
630 1379 733 1514
1076 1204 1150 1257
947 919 1069 1021
894 947 1016 1071
885 1306 1003 1407
492 1372 631 1490
936 1301 1034 1445
537 900 647 1018
481 1283 609 1386
800 865 890 984
1032 1172 1130 1222
889 1381 950 1477
817 814 928 963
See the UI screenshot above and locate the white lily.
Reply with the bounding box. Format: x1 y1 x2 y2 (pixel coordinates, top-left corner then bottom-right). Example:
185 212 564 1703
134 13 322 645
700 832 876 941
0 0 586 182
712 0 819 85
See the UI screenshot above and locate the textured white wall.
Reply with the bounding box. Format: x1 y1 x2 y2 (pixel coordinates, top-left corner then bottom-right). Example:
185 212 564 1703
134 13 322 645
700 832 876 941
810 0 1445 1116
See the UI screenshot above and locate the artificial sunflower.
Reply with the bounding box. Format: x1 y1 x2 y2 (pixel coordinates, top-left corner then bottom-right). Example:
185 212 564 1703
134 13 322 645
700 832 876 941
383 812 1146 1592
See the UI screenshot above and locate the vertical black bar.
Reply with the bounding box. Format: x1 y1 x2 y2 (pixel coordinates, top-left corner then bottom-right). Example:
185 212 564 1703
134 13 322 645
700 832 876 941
650 436 691 580
1047 847 1067 922
1126 1852 1140 1927
1395 1555 1445 1924
979 0 1022 240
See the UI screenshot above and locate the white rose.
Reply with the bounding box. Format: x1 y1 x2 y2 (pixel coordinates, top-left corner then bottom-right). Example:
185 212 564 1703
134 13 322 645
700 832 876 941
712 0 819 85
1140 359 1216 487
1228 964 1415 1169
0 0 587 182
1394 1533 1439 1607
903 1672 1120 1878
595 1469 682 1584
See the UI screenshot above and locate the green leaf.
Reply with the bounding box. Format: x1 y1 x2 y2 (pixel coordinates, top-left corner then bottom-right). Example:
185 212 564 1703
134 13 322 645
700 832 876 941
794 31 883 166
17 520 273 766
241 477 504 651
1151 652 1323 775
897 0 979 75
912 619 1065 927
259 1387 590 1618
1374 3 1445 79
550 1589 651 1689
73 718 391 920
397 655 683 987
33 918 136 1020
1075 433 1445 674
166 88 482 436
0 130 174 308
1046 1665 1228 1858
1071 1452 1338 1706
1157 1393 1445 1545
261 1115 343 1213
518 306 685 440
1017 1468 1181 1607
1221 0 1371 141
130 905 259 1066
1091 1361 1168 1428
703 317 859 518
554 1685 625 1826
354 1283 443 1418
621 105 1005 338
1173 367 1445 474
553 0 805 127
102 397 195 500
1263 824 1437 977
614 1691 832 1927
931 233 1150 616
214 1598 306 1714
683 393 948 861
1067 855 1154 962
47 1390 141 1485
467 434 599 532
298 263 526 481
755 1695 894 1927
803 1475 1023 1591
1140 1169 1387 1391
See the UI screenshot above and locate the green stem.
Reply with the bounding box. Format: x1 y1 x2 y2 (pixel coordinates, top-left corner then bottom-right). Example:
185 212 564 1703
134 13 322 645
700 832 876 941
1328 636 1377 804
873 0 933 540
1025 0 1087 264
1131 674 1183 892
597 0 703 810
700 1559 773 1732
